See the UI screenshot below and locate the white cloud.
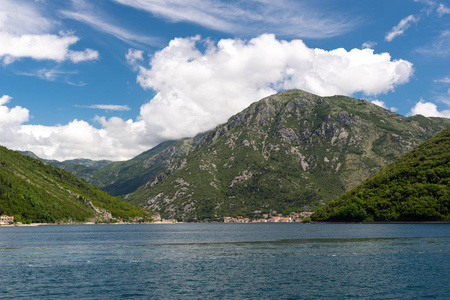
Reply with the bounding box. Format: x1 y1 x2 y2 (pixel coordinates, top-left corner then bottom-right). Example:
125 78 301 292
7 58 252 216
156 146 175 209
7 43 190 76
371 100 387 108
409 99 450 118
0 0 98 64
60 8 160 46
362 41 377 49
385 15 419 42
370 99 397 112
0 0 53 35
434 76 450 83
67 48 99 63
15 119 147 161
0 94 12 105
126 48 144 70
136 34 413 142
112 0 357 39
437 3 450 16
81 104 131 111
417 30 450 56
0 95 30 141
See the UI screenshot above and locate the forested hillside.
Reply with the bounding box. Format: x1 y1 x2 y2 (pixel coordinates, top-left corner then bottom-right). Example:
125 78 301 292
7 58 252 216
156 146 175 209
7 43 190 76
312 128 450 222
0 146 151 223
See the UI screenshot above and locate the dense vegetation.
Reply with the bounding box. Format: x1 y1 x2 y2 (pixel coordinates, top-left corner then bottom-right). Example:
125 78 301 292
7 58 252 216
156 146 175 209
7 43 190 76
312 128 450 222
126 90 450 220
0 146 151 223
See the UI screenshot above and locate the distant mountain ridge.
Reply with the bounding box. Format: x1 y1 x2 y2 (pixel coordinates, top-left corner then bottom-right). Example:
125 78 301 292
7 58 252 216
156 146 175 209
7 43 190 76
311 127 450 222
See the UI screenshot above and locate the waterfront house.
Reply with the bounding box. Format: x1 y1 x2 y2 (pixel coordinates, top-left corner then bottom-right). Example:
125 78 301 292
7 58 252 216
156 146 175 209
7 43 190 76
0 215 14 225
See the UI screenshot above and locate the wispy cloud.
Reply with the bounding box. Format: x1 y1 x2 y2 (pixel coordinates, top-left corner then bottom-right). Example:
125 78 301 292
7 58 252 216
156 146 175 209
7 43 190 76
125 48 144 70
417 30 450 56
112 0 358 39
362 41 377 49
14 67 84 85
434 76 450 83
60 0 161 46
77 104 131 111
437 3 450 16
385 15 419 42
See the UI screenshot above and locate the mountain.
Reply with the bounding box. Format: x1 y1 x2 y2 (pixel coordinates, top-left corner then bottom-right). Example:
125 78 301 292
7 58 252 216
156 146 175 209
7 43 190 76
124 90 450 221
311 128 450 222
22 138 197 197
78 138 197 196
0 146 151 224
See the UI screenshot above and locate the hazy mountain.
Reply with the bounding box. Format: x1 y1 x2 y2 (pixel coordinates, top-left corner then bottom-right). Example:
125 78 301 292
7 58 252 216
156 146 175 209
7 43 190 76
1 146 151 223
124 90 450 220
311 128 450 222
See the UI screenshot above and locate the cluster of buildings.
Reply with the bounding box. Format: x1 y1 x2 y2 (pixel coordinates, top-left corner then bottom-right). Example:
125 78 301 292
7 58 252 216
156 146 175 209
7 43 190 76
223 211 313 223
0 215 14 225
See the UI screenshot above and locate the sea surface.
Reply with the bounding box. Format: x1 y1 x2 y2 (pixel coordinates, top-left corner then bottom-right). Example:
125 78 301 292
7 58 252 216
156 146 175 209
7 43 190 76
0 223 449 299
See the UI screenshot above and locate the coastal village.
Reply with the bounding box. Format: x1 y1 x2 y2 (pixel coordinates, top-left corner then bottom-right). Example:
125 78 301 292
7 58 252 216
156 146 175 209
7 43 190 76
223 211 314 223
0 215 14 225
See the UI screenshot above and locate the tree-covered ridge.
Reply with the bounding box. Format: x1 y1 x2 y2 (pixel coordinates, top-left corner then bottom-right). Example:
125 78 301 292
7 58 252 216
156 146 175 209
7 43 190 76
0 146 151 223
312 128 450 222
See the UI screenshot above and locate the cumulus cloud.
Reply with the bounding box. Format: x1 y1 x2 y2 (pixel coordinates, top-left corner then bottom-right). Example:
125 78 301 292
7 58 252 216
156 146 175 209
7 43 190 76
370 99 398 112
0 94 12 105
14 119 147 161
136 34 413 141
0 94 145 161
0 95 29 126
0 113 148 161
0 95 30 141
0 0 98 64
385 15 419 42
409 99 450 118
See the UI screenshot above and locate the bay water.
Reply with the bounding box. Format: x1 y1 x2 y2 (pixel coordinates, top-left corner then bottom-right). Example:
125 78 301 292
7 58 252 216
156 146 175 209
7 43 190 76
0 223 449 299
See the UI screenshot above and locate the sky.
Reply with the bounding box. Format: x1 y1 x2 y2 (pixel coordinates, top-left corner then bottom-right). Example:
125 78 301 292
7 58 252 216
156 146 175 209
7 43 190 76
0 0 449 161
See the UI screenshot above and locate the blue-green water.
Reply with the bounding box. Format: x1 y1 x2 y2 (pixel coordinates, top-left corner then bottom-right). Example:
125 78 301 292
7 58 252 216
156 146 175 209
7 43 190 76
0 223 449 299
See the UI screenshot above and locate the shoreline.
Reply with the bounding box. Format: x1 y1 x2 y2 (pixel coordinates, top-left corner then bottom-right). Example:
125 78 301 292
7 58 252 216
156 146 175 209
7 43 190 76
1 221 449 227
0 220 180 227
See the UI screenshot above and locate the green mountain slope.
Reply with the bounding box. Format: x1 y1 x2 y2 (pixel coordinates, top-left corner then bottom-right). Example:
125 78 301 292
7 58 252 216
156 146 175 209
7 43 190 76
24 138 197 197
0 146 151 223
311 128 450 222
86 138 196 196
126 90 450 220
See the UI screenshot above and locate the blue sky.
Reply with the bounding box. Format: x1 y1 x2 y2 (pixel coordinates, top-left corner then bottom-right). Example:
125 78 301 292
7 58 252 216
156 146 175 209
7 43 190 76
0 0 449 161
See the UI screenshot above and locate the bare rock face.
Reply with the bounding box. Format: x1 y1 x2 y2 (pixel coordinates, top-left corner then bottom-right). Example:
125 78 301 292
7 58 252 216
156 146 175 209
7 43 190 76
122 90 450 220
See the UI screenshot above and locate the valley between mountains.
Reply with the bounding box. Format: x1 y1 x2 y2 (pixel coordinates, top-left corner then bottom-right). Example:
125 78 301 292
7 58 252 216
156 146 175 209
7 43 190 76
24 89 450 222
